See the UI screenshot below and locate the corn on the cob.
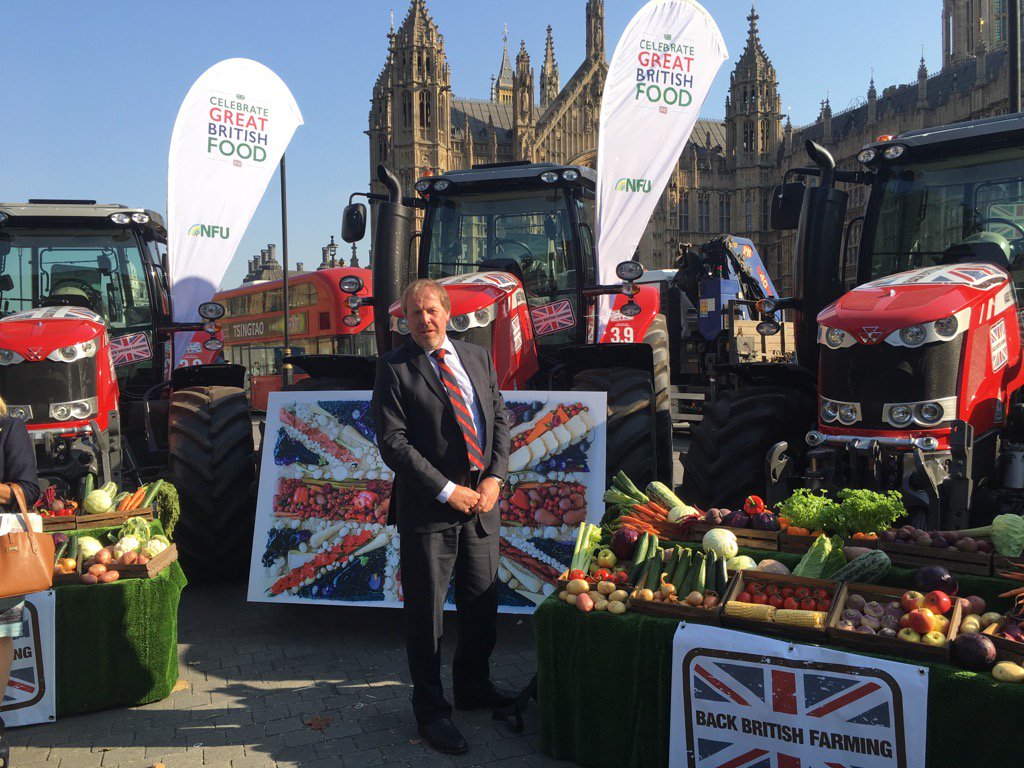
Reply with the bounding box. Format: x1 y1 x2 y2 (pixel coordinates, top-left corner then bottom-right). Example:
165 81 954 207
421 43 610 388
774 609 826 628
724 601 776 621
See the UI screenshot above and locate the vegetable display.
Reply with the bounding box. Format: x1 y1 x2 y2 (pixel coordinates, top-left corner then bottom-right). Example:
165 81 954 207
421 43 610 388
777 487 906 537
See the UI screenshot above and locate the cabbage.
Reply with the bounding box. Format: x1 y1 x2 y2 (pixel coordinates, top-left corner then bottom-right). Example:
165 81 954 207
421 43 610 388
83 490 113 515
726 555 757 572
76 536 103 559
117 517 151 542
702 528 739 560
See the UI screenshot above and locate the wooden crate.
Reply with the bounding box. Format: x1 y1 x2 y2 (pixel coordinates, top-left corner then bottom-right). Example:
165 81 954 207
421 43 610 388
690 522 780 552
719 570 839 643
879 540 992 576
117 544 178 580
627 594 722 625
779 532 819 554
73 507 154 530
826 581 961 663
41 517 77 532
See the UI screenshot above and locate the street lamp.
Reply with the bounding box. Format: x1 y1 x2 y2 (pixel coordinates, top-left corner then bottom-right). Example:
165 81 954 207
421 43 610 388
327 235 339 268
350 242 360 268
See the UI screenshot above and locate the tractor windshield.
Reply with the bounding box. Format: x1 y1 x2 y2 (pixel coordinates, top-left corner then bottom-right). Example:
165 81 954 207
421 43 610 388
866 147 1024 282
0 224 154 335
424 188 588 306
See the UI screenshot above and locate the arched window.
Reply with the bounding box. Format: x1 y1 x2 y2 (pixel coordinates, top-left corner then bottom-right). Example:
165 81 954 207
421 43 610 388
761 191 770 230
743 121 754 152
718 194 731 231
680 193 690 231
745 192 752 231
402 91 412 128
698 194 710 233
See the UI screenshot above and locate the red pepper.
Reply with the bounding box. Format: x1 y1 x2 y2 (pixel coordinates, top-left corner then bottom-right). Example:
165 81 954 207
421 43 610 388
292 485 310 505
353 491 378 511
743 495 765 515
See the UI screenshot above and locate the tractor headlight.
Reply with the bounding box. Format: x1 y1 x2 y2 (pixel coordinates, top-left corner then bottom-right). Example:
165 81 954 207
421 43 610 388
857 148 877 164
838 404 860 425
898 324 927 347
562 169 580 181
433 179 451 192
889 405 914 427
540 171 559 183
824 327 848 349
48 339 99 363
414 180 432 193
109 213 131 225
934 315 958 338
449 313 472 333
916 402 944 425
0 348 25 365
820 400 840 423
130 212 150 224
49 397 97 422
883 144 906 160
203 338 224 351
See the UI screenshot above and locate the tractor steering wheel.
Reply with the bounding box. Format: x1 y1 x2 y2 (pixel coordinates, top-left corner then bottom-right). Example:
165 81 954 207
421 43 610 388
972 217 1024 240
40 278 103 313
495 238 535 262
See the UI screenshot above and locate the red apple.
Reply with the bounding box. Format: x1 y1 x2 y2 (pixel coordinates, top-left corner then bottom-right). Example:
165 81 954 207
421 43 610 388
901 591 926 612
908 608 935 635
899 613 912 629
924 591 952 616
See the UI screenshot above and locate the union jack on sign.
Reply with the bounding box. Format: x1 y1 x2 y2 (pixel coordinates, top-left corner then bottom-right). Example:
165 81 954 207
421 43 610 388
684 650 906 768
530 300 576 336
109 332 152 366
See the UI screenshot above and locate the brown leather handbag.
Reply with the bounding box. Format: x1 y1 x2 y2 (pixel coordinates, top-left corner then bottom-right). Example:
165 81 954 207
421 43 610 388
0 483 54 598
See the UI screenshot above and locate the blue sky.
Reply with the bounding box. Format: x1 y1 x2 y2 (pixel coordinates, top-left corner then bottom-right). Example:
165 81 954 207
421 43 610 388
1 1 941 289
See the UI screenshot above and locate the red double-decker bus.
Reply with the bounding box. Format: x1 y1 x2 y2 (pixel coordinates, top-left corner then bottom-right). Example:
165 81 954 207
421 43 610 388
195 267 375 410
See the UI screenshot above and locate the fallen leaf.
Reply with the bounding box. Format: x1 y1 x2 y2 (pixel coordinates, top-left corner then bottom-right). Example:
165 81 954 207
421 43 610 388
172 680 190 692
304 715 333 731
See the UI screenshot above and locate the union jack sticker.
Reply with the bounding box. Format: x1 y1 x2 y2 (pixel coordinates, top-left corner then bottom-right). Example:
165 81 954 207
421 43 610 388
110 332 152 367
530 300 576 337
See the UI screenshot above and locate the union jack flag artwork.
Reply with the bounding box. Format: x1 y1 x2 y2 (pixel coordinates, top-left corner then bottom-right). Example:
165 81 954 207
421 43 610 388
110 332 152 366
530 300 576 336
683 650 906 768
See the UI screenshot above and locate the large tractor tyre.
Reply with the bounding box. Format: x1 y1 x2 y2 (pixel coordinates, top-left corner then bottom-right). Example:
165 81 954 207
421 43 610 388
574 367 658 490
644 314 674 484
680 386 815 509
167 385 256 582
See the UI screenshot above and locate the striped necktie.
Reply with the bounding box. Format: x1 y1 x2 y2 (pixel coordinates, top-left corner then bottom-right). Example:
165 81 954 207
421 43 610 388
432 348 485 470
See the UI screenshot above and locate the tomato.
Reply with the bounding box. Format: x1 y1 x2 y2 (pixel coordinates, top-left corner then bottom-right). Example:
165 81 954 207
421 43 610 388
783 597 799 610
750 593 768 605
816 598 831 611
569 569 586 581
748 582 764 595
594 569 612 581
765 584 780 596
794 586 811 599
768 595 784 609
780 587 795 599
812 588 829 600
737 591 752 603
799 597 817 611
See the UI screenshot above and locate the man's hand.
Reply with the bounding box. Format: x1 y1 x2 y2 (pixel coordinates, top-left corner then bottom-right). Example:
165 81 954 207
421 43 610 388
447 485 481 514
472 477 502 514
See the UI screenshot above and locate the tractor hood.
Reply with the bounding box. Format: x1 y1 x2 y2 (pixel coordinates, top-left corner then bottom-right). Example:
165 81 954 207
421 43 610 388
818 263 1011 346
0 307 106 361
389 272 523 320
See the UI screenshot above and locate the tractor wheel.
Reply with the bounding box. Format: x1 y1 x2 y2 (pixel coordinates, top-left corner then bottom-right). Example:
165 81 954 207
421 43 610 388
680 385 815 509
574 367 658 490
167 386 256 582
644 314 674 484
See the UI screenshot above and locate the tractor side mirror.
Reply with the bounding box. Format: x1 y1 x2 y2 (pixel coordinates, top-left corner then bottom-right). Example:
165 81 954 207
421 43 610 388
0 274 12 293
342 203 367 243
770 183 804 231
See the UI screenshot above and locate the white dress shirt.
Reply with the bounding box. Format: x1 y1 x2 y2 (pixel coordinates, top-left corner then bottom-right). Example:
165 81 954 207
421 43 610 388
426 336 486 503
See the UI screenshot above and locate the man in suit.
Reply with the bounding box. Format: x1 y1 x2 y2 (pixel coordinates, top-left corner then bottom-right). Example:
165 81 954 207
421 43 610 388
372 278 514 755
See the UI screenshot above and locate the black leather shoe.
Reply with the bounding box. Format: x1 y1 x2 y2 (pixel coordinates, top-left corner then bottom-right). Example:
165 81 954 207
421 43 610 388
0 715 9 768
417 717 468 755
454 685 518 711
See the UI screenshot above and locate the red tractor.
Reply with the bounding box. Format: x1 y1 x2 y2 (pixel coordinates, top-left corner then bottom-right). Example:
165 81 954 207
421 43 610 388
0 201 256 578
682 112 1024 530
334 163 674 487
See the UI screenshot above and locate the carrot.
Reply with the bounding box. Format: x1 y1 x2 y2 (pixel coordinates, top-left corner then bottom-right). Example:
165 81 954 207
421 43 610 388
618 516 657 533
124 487 147 511
646 502 670 519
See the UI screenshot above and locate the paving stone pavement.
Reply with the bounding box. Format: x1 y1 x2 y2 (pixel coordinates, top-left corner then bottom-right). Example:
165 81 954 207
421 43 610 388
8 579 574 768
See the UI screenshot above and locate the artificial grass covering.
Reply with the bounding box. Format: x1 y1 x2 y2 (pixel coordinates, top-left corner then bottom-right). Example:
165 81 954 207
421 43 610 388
536 543 1024 768
55 521 186 716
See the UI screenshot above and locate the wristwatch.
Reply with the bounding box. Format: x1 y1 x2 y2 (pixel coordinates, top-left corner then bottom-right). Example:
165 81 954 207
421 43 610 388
488 475 506 489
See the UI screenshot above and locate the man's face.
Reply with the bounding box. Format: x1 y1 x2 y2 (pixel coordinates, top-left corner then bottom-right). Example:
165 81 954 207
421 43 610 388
406 289 450 351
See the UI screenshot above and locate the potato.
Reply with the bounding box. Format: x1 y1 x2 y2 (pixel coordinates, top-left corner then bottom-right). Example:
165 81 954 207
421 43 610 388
136 554 150 565
99 570 120 583
609 589 629 603
80 573 98 585
558 590 569 602
88 563 107 577
119 551 138 566
565 593 578 606
597 580 616 595
567 579 589 595
95 548 113 565
60 558 77 573
607 600 627 615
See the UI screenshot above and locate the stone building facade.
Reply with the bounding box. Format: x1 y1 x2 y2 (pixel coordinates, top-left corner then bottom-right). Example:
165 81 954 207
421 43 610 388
368 0 1023 294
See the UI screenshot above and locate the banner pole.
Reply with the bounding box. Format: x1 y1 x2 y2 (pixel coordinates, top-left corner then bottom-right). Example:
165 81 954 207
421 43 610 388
280 153 293 386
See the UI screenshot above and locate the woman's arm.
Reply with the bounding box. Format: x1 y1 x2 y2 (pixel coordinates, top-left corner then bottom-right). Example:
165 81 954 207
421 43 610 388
0 419 40 507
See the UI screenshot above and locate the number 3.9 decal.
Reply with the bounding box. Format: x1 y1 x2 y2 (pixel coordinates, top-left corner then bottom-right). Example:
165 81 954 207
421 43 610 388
608 326 634 343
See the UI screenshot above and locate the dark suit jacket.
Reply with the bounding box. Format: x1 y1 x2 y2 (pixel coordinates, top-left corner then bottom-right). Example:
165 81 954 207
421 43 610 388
372 338 509 534
0 416 41 507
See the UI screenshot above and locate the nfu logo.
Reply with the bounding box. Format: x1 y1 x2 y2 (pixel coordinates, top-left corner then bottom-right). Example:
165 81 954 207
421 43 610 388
615 177 653 193
188 224 231 239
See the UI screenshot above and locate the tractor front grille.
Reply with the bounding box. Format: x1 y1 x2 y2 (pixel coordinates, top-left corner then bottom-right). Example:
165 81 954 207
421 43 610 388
819 337 963 430
0 358 98 426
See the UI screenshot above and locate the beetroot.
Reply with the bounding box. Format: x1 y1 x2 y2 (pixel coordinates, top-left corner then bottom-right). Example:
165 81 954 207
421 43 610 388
950 633 997 671
914 565 958 596
610 528 640 561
